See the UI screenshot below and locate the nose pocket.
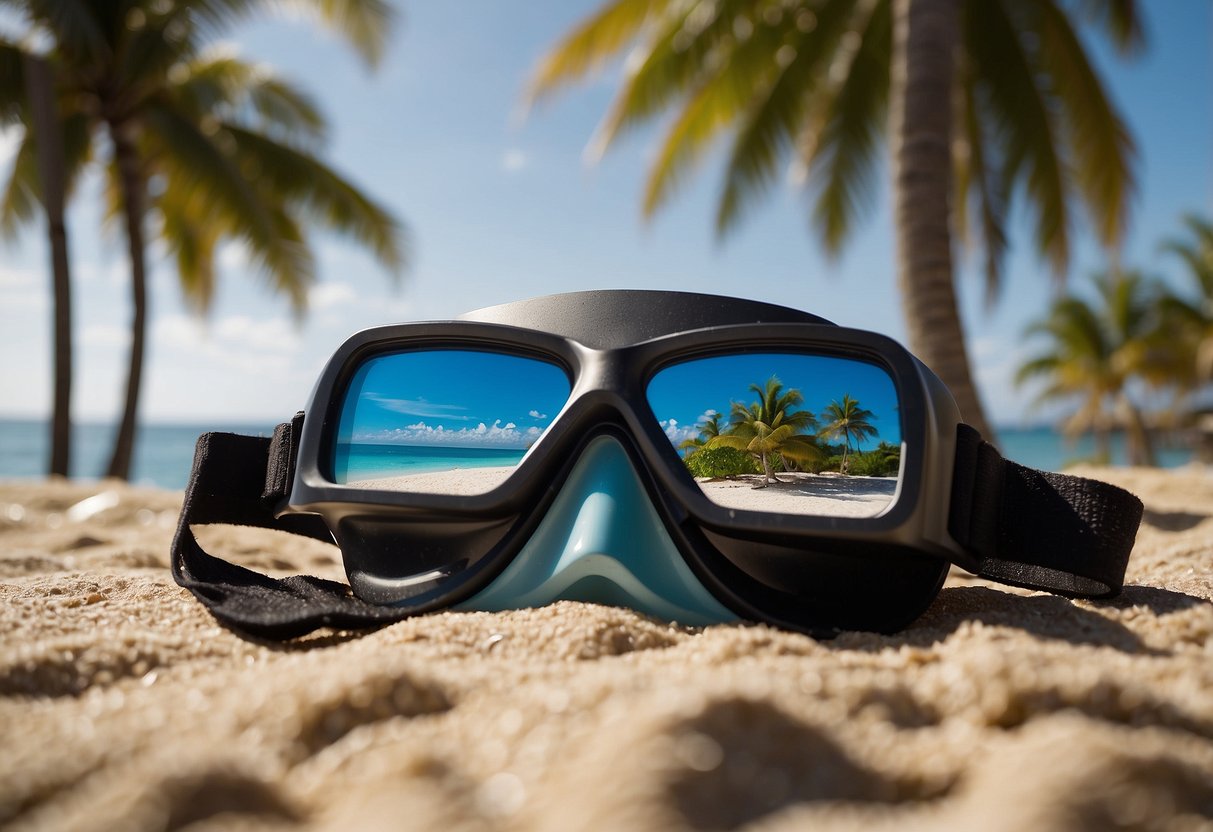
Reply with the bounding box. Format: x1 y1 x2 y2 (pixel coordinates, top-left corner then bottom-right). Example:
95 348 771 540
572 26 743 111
457 436 737 626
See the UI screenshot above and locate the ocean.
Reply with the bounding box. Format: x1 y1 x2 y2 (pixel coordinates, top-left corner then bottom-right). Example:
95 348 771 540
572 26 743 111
332 442 525 483
0 418 1197 490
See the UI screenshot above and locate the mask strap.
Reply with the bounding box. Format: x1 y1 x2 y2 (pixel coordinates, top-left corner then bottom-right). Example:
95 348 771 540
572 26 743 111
948 424 1143 597
171 422 414 639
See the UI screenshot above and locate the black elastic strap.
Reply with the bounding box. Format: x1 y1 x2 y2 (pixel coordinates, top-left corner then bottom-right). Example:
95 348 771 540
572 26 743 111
172 421 1144 640
170 423 416 639
948 424 1142 597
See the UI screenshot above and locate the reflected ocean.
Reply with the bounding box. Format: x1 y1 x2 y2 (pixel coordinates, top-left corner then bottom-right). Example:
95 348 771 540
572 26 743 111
0 418 1197 491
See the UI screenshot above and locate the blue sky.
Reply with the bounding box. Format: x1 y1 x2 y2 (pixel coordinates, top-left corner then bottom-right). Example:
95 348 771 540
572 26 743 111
336 349 569 448
647 353 900 450
0 2 1209 428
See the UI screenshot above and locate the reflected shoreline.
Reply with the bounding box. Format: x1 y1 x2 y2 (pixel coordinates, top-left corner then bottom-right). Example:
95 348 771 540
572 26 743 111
348 464 896 517
697 472 896 518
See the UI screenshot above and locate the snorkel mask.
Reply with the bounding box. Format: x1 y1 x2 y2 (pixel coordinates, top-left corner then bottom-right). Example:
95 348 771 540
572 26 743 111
172 290 1143 639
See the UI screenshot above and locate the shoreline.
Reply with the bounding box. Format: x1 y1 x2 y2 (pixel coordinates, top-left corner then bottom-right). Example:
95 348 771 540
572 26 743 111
349 466 897 517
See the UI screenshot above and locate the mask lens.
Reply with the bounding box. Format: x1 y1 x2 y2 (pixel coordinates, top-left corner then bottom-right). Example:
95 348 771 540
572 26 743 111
331 349 570 493
647 352 902 517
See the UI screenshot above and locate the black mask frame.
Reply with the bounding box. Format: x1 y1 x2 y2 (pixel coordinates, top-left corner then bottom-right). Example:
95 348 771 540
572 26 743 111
172 291 1144 639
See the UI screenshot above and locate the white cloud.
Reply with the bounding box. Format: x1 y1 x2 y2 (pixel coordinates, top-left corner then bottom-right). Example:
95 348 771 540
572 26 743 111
528 409 547 419
0 266 36 289
0 267 46 312
80 323 131 349
309 281 357 311
152 313 302 375
658 417 697 447
214 315 301 353
355 419 543 449
365 393 472 421
501 149 528 173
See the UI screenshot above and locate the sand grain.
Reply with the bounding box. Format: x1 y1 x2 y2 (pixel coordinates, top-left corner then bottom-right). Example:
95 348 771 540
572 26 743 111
2 468 1211 831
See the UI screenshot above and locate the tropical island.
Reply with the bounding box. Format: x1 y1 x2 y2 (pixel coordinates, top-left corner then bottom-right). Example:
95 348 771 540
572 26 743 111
673 376 900 518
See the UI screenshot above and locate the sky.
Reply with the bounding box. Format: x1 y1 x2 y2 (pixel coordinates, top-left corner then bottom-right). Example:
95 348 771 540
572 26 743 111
647 353 901 450
0 1 1210 430
336 349 569 448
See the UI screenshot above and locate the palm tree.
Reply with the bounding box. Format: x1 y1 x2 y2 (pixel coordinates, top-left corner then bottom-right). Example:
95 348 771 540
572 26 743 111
0 50 79 477
820 394 878 473
678 410 724 456
1159 214 1213 388
526 0 1143 440
709 376 822 483
1016 270 1165 466
0 0 406 480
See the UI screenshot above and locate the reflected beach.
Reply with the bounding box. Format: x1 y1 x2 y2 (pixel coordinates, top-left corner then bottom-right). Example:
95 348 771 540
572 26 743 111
348 465 514 495
695 472 896 518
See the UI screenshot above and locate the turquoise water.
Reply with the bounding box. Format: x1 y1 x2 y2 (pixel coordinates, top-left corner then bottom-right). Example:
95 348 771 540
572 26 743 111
0 418 1196 490
333 442 525 482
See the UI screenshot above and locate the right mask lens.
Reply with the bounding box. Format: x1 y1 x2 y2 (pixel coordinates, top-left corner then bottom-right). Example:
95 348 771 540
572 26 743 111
647 352 903 518
330 349 571 493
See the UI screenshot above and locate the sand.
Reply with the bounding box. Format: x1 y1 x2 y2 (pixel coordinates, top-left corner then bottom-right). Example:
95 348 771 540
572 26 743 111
698 473 896 518
2 466 1212 831
351 466 515 494
352 468 896 519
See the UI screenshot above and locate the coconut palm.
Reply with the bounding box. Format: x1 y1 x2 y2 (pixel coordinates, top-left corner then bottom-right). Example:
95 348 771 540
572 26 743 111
1016 270 1165 466
709 376 822 483
1159 214 1213 388
527 0 1143 440
0 0 406 480
0 50 82 476
678 410 724 456
820 394 878 473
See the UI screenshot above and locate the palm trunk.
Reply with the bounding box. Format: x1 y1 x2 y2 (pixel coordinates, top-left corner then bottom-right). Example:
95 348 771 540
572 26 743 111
22 55 72 478
1118 394 1156 467
105 124 148 481
890 0 994 441
840 441 850 474
761 453 773 485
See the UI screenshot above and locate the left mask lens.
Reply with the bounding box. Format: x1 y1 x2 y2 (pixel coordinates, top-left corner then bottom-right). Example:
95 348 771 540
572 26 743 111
330 349 571 493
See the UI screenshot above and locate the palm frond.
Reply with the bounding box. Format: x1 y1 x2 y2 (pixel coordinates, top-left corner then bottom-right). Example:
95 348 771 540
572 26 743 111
967 0 1071 277
223 124 406 274
0 41 29 127
527 0 677 103
778 434 826 464
597 0 752 151
0 129 38 239
180 0 393 68
1074 0 1145 54
1030 0 1135 249
713 0 862 236
801 0 890 253
22 0 107 64
172 54 328 147
954 25 1007 303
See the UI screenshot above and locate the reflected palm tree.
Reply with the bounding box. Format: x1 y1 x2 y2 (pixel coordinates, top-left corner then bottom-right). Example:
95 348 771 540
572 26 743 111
678 411 724 456
821 394 878 473
709 377 822 484
527 0 1143 441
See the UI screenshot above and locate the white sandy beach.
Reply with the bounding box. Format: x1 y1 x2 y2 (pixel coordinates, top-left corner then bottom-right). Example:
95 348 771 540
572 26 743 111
2 465 1212 830
698 473 897 517
352 466 897 519
351 465 516 494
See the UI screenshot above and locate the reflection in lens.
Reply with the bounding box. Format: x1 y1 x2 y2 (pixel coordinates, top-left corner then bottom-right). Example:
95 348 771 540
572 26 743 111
331 350 570 494
647 353 902 518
